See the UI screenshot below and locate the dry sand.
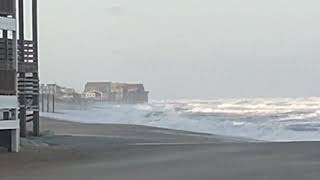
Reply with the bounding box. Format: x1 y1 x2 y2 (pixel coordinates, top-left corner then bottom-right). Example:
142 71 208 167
0 117 320 180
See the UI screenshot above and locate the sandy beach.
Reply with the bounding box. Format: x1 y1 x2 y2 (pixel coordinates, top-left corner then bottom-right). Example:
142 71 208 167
0 117 320 180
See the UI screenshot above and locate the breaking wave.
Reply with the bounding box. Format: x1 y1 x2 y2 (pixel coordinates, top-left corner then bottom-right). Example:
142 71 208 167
41 97 320 142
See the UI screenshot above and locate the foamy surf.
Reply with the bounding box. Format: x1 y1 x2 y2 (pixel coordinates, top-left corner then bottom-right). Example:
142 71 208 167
41 97 320 142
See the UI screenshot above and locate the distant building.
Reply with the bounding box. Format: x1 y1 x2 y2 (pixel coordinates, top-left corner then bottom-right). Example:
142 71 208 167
84 82 149 104
83 82 112 101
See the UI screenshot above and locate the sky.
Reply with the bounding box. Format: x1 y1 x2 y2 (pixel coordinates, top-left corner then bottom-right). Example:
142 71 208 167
35 0 320 99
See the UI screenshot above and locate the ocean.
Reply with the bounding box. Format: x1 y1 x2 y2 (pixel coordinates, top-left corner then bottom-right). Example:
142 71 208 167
41 97 320 142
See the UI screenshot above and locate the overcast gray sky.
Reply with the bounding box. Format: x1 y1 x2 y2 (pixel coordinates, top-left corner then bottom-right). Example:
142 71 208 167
37 0 320 99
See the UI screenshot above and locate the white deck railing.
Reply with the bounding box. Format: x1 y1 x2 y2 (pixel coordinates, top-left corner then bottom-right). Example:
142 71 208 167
0 96 19 152
0 96 17 109
0 16 16 31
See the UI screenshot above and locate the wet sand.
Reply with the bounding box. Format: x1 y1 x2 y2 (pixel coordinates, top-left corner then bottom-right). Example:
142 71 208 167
1 117 320 180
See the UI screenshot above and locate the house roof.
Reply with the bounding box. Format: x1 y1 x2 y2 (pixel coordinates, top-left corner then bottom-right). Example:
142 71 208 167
84 82 112 94
111 83 145 92
125 84 145 92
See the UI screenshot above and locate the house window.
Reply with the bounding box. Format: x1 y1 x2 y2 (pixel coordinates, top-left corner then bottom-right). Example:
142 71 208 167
86 93 96 98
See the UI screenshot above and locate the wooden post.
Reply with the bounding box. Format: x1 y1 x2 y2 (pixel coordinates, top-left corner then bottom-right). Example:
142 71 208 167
10 109 19 152
47 93 50 112
19 94 27 137
32 0 40 136
52 93 55 113
3 30 8 65
19 73 27 137
32 74 39 136
19 0 24 52
32 0 38 48
41 85 44 112
33 110 39 136
19 0 27 138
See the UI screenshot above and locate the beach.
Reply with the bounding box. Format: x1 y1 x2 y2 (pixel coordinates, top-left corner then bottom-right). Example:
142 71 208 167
1 117 320 180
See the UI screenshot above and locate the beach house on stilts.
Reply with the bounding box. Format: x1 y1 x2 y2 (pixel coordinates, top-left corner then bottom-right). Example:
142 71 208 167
0 0 20 152
0 0 40 152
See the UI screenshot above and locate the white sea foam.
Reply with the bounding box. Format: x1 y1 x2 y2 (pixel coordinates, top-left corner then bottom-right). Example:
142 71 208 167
41 97 320 142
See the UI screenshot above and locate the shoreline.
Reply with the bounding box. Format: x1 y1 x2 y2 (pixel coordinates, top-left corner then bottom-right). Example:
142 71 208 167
40 117 260 141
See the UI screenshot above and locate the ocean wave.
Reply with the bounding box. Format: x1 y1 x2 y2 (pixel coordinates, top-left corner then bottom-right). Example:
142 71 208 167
41 98 320 142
